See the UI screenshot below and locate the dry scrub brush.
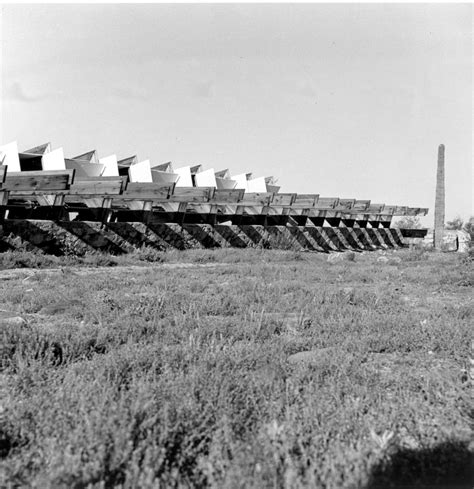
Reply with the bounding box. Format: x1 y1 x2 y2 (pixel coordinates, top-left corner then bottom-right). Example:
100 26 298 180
0 249 472 488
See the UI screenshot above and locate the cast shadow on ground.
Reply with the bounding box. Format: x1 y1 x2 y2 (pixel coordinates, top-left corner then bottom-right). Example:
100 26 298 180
365 440 473 489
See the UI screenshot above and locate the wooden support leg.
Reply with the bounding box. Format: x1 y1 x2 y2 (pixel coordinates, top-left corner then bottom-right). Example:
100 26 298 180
102 197 114 223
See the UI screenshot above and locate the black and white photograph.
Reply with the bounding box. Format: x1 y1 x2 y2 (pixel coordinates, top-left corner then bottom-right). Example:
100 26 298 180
0 3 472 488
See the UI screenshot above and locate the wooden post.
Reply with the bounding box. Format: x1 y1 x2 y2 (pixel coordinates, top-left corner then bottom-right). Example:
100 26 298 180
434 144 445 250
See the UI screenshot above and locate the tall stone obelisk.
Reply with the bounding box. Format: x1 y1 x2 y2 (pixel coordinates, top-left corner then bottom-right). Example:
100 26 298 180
434 144 445 250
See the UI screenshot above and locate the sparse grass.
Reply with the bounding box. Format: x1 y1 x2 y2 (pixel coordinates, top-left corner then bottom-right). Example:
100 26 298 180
0 248 472 488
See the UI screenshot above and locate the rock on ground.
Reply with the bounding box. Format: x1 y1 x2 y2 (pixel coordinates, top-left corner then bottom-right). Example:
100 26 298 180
327 252 356 263
287 347 341 366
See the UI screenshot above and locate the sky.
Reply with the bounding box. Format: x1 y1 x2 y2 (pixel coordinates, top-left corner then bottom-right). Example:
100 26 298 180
1 3 472 224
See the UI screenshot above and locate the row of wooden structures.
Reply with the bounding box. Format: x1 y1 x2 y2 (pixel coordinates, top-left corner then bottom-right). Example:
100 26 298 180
0 140 429 254
0 140 428 228
0 164 428 227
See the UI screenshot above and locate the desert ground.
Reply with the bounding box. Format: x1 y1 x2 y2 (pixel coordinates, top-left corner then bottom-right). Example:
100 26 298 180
0 247 472 488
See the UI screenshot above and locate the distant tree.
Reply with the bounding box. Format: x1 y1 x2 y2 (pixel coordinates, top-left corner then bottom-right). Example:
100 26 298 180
446 216 464 230
463 217 474 240
393 216 422 229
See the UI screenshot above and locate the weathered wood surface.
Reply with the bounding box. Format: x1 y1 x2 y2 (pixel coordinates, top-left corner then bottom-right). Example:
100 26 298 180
0 165 7 186
379 205 396 215
0 190 10 206
272 193 296 206
314 197 339 209
7 192 65 206
352 200 371 211
0 167 429 219
4 170 75 191
170 187 215 202
367 204 385 213
405 207 429 216
239 192 273 206
336 199 355 210
294 194 319 206
123 183 174 199
69 177 124 195
211 189 245 203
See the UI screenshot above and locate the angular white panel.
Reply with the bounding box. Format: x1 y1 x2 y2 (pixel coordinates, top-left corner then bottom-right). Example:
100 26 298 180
23 142 51 155
216 177 237 190
99 154 119 177
247 176 267 193
65 159 105 178
265 176 280 193
215 169 230 179
118 155 137 168
0 141 21 171
233 173 251 191
174 166 193 187
73 150 98 163
194 168 217 187
151 161 173 172
151 170 179 185
129 160 153 183
42 147 66 171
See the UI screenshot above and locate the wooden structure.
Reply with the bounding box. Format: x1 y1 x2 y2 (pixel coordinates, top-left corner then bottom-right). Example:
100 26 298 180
0 142 429 254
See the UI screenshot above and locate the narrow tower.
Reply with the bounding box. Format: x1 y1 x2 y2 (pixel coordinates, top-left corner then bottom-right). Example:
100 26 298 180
434 144 445 250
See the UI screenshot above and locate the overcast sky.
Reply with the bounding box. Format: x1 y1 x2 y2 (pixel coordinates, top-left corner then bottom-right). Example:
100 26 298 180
1 4 472 223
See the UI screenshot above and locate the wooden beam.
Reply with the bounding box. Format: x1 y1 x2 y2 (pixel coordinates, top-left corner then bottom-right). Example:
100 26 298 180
378 205 396 215
210 189 245 203
314 197 339 209
353 200 371 211
405 207 429 216
4 170 75 191
294 194 319 206
239 192 273 206
123 182 174 200
0 165 7 187
367 204 385 213
335 199 355 210
272 193 296 206
69 177 124 195
169 187 214 202
0 190 9 206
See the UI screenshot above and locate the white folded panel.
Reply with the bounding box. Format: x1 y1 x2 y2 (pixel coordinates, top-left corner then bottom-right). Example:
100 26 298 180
129 159 153 183
215 177 237 190
215 169 230 179
151 170 179 185
73 150 98 163
0 141 21 171
151 161 173 172
23 142 51 155
194 168 217 187
174 166 193 187
233 173 252 191
42 147 66 171
247 176 267 193
99 154 119 177
65 159 105 178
